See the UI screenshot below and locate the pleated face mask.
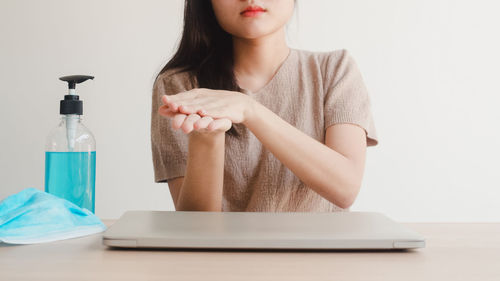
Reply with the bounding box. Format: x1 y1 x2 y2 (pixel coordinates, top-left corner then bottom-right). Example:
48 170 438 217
0 188 106 244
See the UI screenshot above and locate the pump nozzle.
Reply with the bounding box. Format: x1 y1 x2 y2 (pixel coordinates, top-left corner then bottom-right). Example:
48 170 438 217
59 75 94 90
58 75 94 151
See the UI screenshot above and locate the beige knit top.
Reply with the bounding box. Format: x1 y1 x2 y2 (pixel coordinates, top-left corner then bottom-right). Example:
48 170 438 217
151 48 378 212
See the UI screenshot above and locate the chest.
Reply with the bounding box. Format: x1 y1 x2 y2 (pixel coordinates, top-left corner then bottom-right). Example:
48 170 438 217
249 77 326 141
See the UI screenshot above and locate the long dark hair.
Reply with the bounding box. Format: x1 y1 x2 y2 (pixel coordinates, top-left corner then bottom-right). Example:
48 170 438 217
157 0 240 135
158 0 239 91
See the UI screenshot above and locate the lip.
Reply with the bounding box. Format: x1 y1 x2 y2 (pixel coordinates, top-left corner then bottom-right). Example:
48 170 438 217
240 5 267 17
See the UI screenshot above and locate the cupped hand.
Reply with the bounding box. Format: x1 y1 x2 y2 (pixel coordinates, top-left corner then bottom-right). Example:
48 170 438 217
160 88 254 124
158 102 232 135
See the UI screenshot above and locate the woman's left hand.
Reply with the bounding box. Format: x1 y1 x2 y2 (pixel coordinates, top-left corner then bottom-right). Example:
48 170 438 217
160 88 255 124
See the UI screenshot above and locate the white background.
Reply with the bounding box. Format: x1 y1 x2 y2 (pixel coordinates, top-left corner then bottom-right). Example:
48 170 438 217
1 0 499 221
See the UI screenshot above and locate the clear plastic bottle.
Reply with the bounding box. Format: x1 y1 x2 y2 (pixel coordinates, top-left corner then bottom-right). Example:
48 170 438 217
44 75 96 213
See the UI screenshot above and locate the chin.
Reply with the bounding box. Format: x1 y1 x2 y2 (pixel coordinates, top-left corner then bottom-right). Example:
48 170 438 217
232 25 277 40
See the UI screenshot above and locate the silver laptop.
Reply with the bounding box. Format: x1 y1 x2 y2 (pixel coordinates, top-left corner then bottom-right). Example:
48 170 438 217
103 211 425 250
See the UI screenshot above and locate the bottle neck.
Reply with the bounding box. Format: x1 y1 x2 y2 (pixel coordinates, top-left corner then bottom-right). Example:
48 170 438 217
61 114 82 124
61 114 81 122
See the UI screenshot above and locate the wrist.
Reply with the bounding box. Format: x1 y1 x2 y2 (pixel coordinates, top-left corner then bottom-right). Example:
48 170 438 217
243 97 260 126
189 130 225 143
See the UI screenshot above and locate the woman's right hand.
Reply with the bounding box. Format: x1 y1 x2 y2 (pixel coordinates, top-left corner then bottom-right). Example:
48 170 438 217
158 105 232 135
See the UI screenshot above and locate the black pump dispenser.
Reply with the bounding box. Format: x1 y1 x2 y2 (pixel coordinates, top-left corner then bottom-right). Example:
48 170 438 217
59 75 94 115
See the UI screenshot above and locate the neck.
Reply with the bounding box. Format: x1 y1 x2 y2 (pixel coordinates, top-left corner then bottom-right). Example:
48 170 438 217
232 28 290 82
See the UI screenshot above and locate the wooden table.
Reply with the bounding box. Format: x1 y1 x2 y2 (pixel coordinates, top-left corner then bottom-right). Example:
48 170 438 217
1 222 499 281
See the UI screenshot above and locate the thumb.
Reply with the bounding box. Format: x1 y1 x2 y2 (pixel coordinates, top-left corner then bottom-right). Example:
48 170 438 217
158 105 177 118
208 118 232 132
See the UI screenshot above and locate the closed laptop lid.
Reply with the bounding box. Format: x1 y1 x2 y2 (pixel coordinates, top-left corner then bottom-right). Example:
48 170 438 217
103 211 425 250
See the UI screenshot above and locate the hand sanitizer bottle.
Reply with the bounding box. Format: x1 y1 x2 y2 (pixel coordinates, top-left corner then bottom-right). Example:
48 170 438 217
45 75 96 213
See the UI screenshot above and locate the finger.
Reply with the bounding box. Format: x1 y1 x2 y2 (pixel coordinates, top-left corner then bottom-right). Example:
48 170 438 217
194 103 220 116
178 104 200 115
197 108 207 116
162 95 183 112
198 106 225 119
208 118 231 132
166 100 180 112
161 95 169 105
181 114 202 134
176 98 216 115
172 113 188 129
158 105 176 118
193 116 214 130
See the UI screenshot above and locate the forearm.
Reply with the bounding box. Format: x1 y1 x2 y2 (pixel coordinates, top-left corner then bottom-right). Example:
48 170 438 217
243 102 361 208
176 131 225 211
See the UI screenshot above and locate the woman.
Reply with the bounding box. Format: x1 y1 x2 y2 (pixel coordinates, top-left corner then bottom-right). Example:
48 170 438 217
151 0 378 212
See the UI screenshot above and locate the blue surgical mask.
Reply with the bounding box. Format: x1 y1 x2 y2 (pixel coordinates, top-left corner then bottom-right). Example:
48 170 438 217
0 188 106 244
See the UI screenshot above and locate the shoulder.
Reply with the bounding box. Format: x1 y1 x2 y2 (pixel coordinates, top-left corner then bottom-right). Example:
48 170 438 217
293 47 349 63
292 48 360 84
153 68 197 95
293 48 357 72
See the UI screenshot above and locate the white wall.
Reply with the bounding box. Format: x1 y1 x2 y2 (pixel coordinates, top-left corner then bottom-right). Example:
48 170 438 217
1 0 499 222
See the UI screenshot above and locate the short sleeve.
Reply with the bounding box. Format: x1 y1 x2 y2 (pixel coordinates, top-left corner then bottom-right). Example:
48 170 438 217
323 50 378 146
151 70 195 183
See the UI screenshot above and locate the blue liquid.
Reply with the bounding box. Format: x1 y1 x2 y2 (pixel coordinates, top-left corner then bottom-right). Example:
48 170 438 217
45 151 96 213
